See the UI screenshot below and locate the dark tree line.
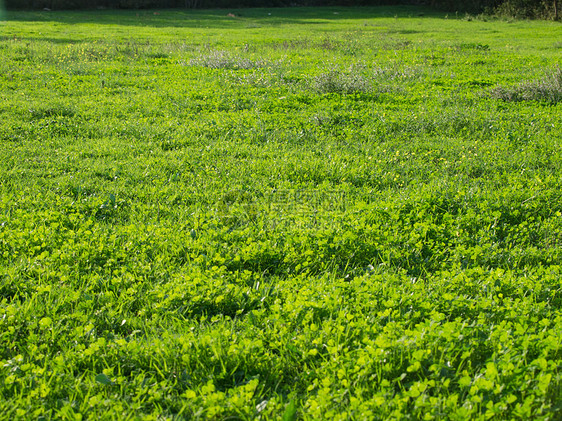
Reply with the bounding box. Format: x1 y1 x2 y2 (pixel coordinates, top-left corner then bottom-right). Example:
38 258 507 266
3 0 559 19
430 0 558 17
5 0 387 8
5 0 402 8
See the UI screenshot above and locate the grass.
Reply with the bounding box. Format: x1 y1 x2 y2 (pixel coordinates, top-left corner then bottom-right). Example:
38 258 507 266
1 5 562 420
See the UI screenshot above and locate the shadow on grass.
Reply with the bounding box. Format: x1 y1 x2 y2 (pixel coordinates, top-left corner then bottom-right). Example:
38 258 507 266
3 5 444 29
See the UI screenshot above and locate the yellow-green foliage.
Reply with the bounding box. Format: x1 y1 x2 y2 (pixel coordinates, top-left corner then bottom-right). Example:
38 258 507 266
0 6 561 420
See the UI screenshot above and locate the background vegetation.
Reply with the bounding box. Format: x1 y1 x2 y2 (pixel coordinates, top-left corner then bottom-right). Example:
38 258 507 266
3 0 560 20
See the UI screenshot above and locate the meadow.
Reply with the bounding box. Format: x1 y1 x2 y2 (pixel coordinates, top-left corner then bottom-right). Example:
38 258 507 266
1 5 562 419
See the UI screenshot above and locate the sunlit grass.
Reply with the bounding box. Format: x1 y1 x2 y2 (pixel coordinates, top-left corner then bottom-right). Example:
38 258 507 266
0 6 561 419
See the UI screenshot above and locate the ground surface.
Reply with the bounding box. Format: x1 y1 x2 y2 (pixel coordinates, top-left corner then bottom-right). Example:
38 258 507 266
1 6 562 420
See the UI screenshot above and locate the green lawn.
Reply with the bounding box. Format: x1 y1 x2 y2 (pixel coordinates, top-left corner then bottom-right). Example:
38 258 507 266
1 6 562 419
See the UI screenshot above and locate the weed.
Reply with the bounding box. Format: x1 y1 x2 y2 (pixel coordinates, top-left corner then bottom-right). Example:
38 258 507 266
313 69 372 94
491 66 562 103
188 49 267 70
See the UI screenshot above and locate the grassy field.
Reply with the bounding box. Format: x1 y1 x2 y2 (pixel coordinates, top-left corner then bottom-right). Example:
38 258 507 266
1 6 562 419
